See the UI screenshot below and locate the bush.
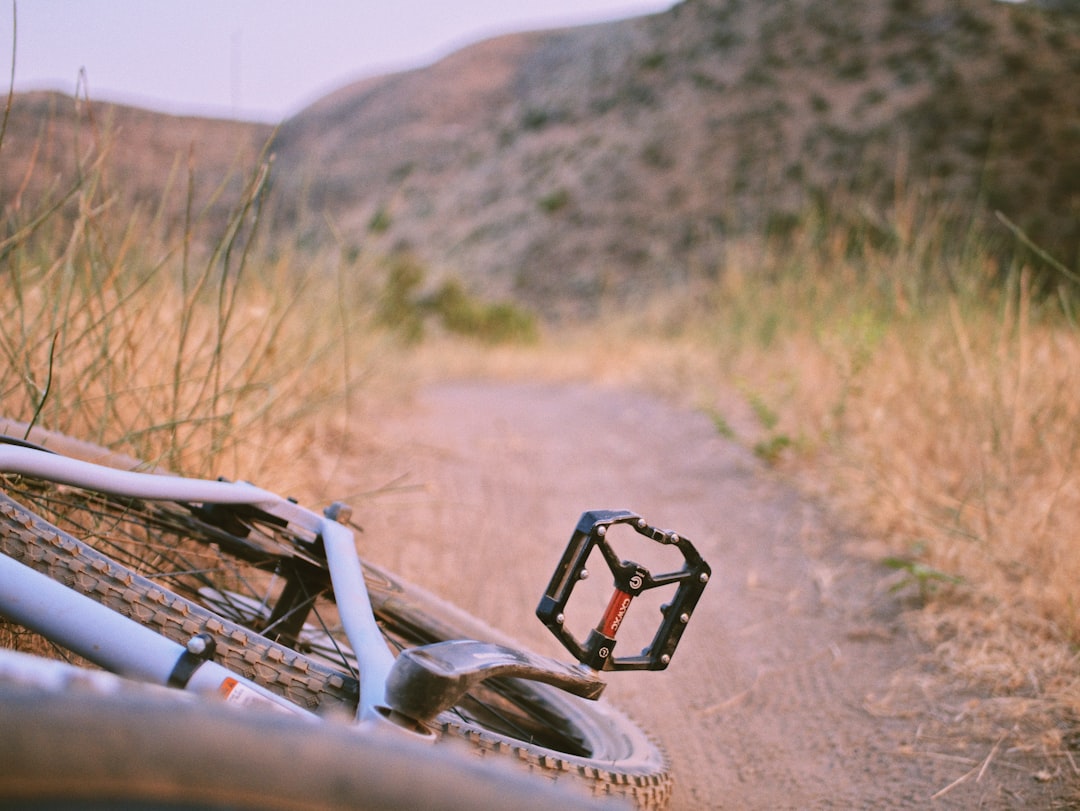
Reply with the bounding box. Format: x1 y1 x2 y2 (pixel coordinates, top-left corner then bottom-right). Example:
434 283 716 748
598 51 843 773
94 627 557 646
375 255 427 342
428 279 538 344
376 258 537 344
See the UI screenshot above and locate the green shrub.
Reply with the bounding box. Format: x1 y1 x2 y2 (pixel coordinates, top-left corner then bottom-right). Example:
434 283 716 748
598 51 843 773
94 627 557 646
376 259 536 344
538 189 570 214
376 254 426 342
368 205 392 234
428 279 537 344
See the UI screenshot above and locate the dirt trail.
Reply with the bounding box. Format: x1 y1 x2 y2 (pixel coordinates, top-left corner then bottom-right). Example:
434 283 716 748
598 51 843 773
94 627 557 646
342 380 1076 809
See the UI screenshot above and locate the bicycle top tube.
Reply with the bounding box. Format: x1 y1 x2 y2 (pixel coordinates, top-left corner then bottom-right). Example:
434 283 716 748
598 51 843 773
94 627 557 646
0 443 317 532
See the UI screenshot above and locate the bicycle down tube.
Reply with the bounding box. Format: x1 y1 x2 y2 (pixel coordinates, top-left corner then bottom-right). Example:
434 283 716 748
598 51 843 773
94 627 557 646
0 552 301 713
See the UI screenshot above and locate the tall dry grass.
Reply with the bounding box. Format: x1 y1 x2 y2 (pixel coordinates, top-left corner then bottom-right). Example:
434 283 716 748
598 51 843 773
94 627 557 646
654 200 1080 721
0 118 383 493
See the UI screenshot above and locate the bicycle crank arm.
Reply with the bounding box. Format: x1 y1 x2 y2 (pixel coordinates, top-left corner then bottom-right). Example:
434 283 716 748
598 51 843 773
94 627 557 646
384 640 606 723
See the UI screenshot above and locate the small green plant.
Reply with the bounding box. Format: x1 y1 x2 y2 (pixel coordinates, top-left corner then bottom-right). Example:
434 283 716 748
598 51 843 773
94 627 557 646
742 391 793 463
375 260 536 345
522 108 551 130
746 391 779 431
428 279 538 344
640 51 666 70
703 407 736 439
368 205 392 234
538 189 570 214
376 254 427 342
882 555 964 603
753 434 792 464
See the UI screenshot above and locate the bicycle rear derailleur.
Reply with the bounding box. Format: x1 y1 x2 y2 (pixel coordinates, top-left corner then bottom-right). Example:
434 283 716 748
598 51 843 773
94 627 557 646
386 511 709 723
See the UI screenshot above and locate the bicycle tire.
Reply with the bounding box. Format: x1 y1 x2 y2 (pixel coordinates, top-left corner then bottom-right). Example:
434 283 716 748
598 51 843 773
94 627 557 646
0 422 672 810
0 678 629 811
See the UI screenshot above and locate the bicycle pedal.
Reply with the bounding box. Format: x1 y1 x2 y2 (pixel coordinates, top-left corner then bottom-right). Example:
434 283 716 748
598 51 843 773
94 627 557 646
536 510 711 671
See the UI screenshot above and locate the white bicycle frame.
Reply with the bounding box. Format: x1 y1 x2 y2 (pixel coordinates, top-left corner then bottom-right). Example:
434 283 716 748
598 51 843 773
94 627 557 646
0 443 398 727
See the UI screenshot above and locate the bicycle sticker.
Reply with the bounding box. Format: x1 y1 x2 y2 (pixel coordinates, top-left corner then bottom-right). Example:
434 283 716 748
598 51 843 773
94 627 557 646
218 677 292 713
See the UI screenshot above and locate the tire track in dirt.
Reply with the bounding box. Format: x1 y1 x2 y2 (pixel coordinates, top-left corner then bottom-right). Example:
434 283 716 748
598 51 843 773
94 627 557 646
345 380 1077 809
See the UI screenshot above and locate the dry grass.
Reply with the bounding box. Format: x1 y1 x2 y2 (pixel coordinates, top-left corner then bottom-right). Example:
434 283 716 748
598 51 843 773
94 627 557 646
659 220 1080 736
828 291 1080 626
0 148 388 491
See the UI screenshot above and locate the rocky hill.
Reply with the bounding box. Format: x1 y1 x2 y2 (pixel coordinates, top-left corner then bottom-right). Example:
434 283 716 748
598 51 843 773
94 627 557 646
268 0 1080 312
4 0 1079 314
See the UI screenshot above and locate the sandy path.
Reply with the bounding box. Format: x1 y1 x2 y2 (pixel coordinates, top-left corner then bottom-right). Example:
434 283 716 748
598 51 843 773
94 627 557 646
340 380 1075 809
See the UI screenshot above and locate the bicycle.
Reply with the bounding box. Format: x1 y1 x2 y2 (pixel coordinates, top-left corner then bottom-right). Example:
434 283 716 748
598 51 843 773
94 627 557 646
0 418 711 810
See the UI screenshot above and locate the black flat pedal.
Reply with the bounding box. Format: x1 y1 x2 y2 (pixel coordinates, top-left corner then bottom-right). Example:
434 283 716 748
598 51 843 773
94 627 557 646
536 510 710 671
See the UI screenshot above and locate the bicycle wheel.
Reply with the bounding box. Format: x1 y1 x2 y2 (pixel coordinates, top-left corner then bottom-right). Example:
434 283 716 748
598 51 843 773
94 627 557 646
0 423 672 810
0 676 628 811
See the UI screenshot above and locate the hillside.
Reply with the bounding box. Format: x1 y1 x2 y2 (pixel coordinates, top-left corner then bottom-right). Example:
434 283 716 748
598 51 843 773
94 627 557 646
269 0 1080 313
0 92 273 244
3 0 1079 314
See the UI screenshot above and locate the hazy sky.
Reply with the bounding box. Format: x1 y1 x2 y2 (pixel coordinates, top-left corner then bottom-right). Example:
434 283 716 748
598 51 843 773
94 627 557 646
0 1 676 122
